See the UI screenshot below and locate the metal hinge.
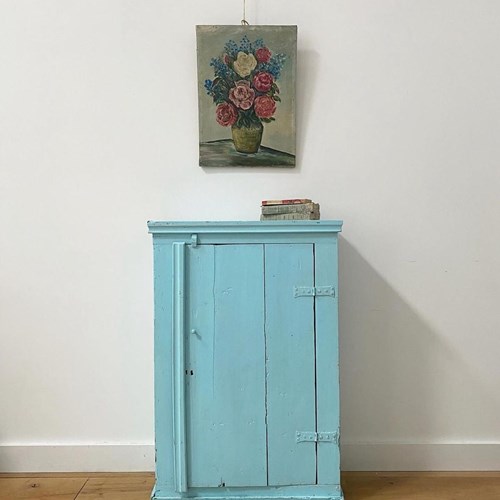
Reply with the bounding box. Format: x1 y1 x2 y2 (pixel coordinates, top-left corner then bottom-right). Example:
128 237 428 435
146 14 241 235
296 431 339 444
190 234 198 247
294 286 336 298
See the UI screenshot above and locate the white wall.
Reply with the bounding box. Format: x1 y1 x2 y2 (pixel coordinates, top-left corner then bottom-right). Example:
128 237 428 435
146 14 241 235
0 0 499 472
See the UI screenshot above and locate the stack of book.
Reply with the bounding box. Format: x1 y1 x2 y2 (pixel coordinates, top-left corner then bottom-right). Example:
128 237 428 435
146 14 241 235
260 199 320 220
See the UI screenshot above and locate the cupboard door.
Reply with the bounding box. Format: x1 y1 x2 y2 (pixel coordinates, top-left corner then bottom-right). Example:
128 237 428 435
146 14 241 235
186 244 267 487
265 244 317 485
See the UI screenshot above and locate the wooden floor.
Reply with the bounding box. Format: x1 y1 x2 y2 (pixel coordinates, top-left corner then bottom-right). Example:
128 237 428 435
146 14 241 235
1 472 500 499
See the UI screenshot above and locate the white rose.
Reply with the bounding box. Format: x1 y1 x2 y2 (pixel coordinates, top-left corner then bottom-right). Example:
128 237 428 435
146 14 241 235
233 52 257 78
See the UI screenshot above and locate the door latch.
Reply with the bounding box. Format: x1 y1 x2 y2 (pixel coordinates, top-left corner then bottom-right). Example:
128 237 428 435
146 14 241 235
296 431 339 444
294 286 335 298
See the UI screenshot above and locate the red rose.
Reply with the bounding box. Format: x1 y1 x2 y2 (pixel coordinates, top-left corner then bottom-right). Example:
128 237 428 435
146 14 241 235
252 71 274 93
254 95 276 119
255 47 271 63
229 80 255 110
216 102 238 127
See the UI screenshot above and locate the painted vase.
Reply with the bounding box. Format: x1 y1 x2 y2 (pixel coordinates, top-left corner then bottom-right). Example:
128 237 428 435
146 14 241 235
231 123 263 154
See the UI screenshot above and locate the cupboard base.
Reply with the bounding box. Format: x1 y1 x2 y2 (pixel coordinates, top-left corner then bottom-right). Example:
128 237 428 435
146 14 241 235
151 485 344 500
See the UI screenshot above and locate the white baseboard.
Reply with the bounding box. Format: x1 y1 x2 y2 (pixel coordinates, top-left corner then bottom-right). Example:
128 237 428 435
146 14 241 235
341 443 500 471
2 443 500 472
0 444 155 472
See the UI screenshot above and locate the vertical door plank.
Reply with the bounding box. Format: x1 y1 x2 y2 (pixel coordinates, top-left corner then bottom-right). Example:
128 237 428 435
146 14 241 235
187 245 267 487
185 244 215 488
314 240 341 485
265 244 317 486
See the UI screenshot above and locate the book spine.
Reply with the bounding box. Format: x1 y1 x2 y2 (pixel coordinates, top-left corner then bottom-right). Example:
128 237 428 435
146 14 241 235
260 212 320 221
261 203 318 215
261 198 312 206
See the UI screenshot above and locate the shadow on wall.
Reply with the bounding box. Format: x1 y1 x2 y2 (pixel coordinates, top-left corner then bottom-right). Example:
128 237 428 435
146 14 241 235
295 48 319 169
337 237 481 470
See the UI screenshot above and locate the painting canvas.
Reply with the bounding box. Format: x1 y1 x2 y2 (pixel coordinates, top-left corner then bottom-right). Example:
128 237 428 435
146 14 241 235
197 25 297 168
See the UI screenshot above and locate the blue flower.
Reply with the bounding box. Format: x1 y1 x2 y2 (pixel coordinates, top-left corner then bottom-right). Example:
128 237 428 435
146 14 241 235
261 53 286 79
204 79 214 95
224 40 238 58
254 38 264 49
239 35 251 53
210 57 231 79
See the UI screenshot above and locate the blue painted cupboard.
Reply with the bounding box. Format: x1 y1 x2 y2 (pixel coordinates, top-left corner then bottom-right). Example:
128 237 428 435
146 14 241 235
148 221 343 500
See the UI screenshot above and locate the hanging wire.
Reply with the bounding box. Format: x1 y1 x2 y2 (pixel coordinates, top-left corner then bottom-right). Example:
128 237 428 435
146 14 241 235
241 0 249 25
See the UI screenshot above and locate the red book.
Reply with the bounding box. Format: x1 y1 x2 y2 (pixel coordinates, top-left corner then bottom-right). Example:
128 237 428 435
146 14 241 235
261 198 312 206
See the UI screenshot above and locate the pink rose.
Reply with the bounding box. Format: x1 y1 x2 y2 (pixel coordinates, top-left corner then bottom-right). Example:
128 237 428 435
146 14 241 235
252 72 274 93
216 102 238 127
254 95 276 119
229 80 255 110
255 47 271 63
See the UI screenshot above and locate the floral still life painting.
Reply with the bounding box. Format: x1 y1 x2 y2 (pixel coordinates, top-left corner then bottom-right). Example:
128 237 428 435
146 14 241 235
196 25 297 167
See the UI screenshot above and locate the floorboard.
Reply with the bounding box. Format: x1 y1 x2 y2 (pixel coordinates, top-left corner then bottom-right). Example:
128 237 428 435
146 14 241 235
77 475 154 499
342 472 500 500
0 476 87 500
0 472 500 499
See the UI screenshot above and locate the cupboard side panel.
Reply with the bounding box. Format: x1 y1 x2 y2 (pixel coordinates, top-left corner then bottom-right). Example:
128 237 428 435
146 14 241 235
314 240 341 485
265 244 317 486
187 244 267 487
153 240 175 490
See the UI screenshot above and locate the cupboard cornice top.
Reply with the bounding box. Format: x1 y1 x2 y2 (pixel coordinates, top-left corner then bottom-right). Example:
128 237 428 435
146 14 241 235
147 220 343 236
